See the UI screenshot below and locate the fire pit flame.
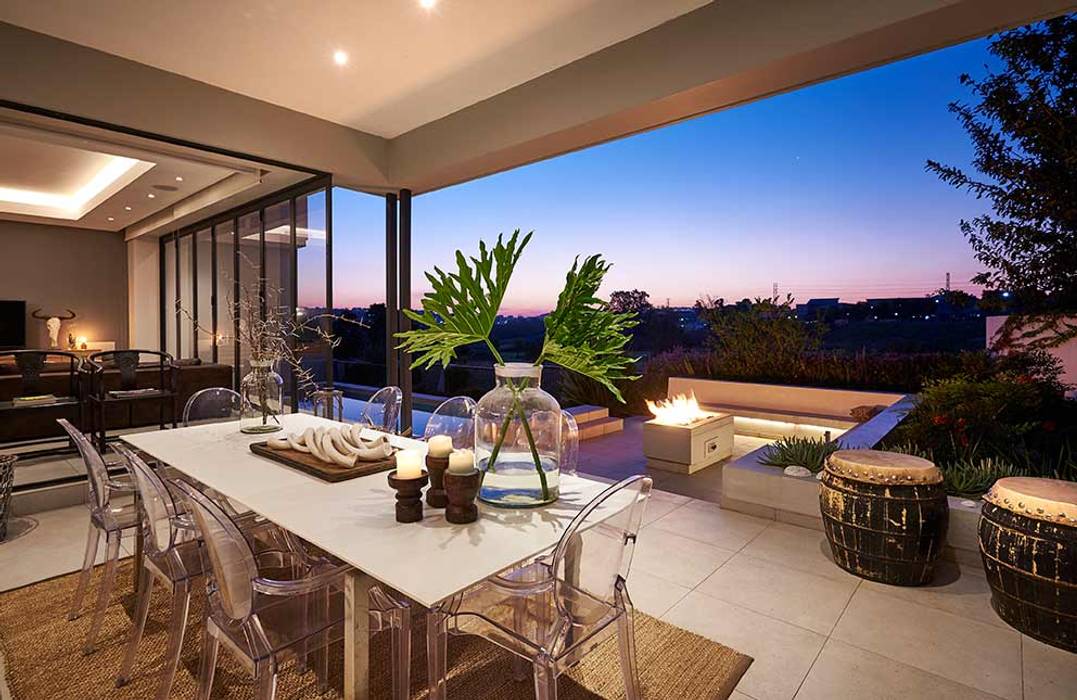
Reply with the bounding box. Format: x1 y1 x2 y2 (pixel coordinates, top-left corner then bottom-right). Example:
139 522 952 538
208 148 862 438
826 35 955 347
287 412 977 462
646 391 715 426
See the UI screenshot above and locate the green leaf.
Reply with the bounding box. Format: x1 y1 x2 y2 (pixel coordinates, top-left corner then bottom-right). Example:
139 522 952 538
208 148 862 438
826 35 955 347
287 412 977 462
396 231 532 368
538 254 640 402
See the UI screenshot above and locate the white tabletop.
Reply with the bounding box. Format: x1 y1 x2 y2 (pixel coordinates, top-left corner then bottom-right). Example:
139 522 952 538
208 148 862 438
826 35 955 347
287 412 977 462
123 413 617 607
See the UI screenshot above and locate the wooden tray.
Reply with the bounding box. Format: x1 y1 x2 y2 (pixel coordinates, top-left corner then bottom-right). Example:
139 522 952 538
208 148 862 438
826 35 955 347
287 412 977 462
249 441 397 483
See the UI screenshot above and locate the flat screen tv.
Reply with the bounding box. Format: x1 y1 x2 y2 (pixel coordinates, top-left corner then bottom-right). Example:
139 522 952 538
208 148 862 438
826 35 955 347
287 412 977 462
0 300 27 350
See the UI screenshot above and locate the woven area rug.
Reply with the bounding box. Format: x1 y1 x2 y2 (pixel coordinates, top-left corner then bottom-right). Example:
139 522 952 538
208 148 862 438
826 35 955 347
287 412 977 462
0 562 751 699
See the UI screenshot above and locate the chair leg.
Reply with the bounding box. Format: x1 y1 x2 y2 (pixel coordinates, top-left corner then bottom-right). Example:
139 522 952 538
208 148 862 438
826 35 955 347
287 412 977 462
255 662 278 700
196 627 219 700
617 607 642 700
511 597 528 682
426 610 448 700
83 530 121 654
533 657 558 700
391 605 412 700
115 565 154 686
67 524 100 621
154 580 191 700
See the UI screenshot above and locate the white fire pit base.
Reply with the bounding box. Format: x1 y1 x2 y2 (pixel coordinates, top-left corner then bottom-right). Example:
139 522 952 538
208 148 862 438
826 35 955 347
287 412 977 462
642 412 734 474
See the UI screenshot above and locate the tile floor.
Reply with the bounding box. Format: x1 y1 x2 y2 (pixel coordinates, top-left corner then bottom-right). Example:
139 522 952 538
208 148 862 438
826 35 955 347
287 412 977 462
1 429 1074 700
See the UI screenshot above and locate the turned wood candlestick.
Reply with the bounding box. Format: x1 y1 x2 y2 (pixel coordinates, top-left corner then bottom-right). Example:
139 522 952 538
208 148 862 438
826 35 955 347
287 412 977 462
387 470 429 523
425 454 449 508
443 469 481 524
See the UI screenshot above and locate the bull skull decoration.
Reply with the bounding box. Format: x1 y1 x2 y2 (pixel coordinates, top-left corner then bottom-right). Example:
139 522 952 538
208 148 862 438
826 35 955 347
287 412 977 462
31 308 76 349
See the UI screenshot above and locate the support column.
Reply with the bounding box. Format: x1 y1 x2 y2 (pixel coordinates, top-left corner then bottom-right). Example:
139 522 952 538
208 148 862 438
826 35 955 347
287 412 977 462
385 193 399 394
398 189 413 435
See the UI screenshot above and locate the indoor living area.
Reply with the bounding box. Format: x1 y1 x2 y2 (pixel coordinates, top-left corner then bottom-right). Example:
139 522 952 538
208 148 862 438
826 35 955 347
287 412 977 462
2 2 1076 699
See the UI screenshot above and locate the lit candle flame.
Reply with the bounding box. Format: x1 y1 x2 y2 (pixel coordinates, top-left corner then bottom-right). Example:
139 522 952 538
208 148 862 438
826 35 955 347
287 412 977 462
646 391 714 426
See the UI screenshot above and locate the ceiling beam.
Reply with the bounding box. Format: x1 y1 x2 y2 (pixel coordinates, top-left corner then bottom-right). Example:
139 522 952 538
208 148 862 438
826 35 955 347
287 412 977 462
389 0 1077 193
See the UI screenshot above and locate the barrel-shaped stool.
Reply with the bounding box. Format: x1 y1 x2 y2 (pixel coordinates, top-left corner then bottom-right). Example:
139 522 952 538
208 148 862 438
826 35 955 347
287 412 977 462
980 477 1077 652
820 449 949 585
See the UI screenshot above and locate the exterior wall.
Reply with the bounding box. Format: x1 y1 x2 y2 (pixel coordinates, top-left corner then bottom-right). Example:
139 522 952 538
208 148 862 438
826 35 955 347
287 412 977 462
986 315 1077 392
0 219 128 348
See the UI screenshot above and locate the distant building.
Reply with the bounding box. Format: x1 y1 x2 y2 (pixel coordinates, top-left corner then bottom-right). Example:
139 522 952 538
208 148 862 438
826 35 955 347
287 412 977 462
796 298 841 321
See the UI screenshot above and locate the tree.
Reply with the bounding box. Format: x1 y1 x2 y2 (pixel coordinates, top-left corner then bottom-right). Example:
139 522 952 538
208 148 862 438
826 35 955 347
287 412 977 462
608 289 653 315
927 16 1077 346
695 295 824 377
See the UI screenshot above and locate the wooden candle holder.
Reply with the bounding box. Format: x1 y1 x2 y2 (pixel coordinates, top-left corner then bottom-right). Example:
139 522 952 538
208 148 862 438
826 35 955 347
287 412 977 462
443 469 481 524
425 454 449 508
387 470 429 523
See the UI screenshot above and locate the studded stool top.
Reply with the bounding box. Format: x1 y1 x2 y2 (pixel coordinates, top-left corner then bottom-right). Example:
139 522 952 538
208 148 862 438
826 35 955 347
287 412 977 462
984 477 1077 526
826 449 942 486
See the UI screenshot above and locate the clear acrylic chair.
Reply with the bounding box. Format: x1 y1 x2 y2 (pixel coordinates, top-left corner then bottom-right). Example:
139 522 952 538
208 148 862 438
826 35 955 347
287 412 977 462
173 480 413 700
113 444 294 699
112 443 201 699
57 418 140 654
560 410 580 477
423 395 477 448
183 387 247 426
360 385 403 434
427 475 652 700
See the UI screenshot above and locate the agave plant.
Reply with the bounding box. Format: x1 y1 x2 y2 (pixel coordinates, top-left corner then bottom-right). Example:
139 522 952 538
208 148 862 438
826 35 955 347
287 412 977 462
396 231 639 496
760 436 840 474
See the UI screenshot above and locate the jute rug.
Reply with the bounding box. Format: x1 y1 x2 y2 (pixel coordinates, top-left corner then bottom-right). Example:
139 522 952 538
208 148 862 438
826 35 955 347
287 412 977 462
0 562 751 699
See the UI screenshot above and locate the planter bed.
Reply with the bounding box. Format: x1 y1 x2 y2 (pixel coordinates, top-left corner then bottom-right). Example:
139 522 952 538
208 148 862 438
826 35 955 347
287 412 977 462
720 396 985 570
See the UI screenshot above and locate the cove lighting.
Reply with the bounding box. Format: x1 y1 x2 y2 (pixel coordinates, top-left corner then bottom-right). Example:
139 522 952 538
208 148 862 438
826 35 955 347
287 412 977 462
0 155 152 221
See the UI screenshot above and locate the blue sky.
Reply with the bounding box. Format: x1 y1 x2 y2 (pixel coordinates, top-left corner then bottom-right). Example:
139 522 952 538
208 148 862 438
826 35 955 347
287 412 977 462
332 34 999 315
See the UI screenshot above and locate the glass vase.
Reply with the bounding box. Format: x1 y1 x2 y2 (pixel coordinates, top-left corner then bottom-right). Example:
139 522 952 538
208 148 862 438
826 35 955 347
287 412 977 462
240 359 284 434
475 363 561 507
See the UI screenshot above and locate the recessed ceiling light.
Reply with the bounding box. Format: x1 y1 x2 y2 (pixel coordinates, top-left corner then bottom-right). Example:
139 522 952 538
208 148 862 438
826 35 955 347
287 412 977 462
147 193 156 199
124 206 132 211
175 176 184 182
420 0 437 9
333 50 348 66
107 216 115 221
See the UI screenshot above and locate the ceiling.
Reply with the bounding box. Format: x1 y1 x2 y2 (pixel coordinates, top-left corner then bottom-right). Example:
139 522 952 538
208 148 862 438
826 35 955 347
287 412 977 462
0 0 709 138
0 126 244 231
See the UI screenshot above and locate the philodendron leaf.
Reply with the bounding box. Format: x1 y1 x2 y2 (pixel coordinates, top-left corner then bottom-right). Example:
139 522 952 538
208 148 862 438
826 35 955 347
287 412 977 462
396 231 532 368
539 254 640 402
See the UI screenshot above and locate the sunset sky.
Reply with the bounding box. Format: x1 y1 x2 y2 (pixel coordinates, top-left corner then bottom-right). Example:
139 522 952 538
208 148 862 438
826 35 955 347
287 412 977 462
327 33 998 316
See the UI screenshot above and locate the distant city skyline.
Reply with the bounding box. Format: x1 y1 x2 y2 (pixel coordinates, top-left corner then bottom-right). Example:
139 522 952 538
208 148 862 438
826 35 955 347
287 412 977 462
330 33 998 316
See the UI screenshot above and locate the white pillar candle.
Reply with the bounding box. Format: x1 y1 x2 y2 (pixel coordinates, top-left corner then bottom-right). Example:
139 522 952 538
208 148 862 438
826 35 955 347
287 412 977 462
396 449 424 479
448 449 475 474
427 434 454 458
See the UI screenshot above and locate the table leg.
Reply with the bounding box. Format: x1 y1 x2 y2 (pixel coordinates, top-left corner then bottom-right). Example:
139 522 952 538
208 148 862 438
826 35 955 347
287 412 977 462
344 570 373 700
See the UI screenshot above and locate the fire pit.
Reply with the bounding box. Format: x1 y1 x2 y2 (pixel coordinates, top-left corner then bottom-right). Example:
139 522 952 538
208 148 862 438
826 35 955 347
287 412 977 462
642 392 734 473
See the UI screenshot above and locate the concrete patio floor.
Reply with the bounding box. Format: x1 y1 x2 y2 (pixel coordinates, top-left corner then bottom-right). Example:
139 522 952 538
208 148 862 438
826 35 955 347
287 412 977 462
2 438 1075 699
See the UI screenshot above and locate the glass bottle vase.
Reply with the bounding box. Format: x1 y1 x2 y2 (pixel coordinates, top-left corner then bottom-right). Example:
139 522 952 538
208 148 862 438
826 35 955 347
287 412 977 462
475 363 561 507
240 359 284 434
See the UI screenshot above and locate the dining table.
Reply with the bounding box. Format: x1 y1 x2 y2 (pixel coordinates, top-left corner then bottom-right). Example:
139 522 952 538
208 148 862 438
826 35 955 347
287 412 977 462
122 412 623 700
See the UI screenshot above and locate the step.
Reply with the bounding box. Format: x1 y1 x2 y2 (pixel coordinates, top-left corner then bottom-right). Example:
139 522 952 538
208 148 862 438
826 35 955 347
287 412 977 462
10 481 87 516
565 404 609 424
577 415 623 440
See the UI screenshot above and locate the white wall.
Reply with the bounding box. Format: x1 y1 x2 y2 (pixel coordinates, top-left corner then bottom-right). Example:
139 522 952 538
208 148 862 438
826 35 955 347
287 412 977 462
127 237 159 351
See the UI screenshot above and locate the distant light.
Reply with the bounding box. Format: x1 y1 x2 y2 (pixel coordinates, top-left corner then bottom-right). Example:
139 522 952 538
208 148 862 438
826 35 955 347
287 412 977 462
1002 291 1011 298
419 0 437 8
333 50 348 66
